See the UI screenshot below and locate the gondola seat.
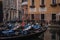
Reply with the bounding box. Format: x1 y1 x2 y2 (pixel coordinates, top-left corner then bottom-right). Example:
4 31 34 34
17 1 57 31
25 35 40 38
19 23 31 35
32 23 41 29
24 23 31 29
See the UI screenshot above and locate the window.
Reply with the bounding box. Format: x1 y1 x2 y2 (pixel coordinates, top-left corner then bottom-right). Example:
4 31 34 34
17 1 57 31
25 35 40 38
32 0 34 5
41 14 45 20
52 14 56 20
30 0 35 5
40 0 45 5
31 14 34 20
52 0 56 4
30 0 35 8
41 0 44 5
40 0 45 7
50 0 57 7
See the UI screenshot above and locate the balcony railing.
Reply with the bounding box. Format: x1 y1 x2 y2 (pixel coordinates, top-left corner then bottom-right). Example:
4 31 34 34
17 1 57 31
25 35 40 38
30 5 35 8
40 4 45 8
50 4 57 7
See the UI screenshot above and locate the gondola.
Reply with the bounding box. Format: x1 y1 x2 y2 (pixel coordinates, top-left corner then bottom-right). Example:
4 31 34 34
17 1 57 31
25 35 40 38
0 22 47 40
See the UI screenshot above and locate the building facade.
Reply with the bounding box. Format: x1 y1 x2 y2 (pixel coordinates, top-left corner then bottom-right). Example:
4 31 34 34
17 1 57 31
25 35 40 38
2 0 22 22
3 0 60 22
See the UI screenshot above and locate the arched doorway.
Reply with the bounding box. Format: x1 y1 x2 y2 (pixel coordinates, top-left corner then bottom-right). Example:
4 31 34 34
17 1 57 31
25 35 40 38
0 1 3 22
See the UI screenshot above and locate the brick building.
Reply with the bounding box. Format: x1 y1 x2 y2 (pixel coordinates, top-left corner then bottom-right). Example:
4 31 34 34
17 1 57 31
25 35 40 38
22 0 60 23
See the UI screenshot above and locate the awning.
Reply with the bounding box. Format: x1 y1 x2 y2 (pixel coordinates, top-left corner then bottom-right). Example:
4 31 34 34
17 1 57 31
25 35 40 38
21 2 28 6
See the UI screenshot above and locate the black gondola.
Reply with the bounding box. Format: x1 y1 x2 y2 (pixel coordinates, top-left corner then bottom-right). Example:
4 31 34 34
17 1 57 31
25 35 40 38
0 27 47 40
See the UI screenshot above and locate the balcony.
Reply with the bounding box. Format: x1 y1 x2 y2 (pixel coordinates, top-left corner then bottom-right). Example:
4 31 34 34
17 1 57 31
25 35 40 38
30 5 35 8
58 3 60 6
50 4 57 7
21 1 28 6
40 4 45 8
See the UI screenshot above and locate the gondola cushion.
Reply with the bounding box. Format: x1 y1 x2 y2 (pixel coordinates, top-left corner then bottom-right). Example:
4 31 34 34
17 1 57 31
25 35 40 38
32 25 41 29
24 23 31 29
